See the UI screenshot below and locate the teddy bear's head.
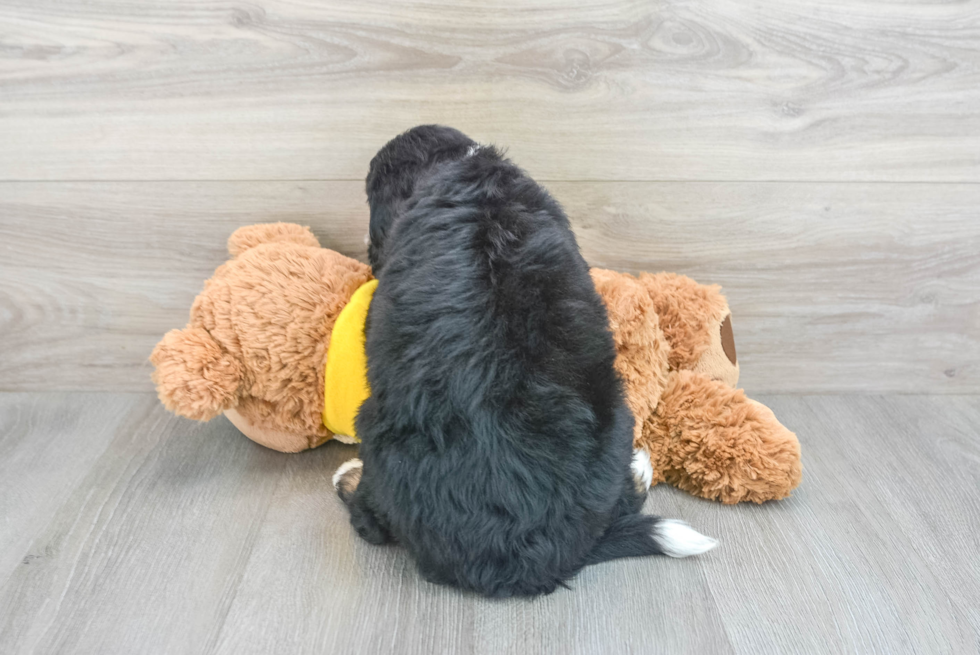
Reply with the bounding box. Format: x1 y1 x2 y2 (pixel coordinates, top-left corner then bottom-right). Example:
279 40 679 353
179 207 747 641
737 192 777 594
637 272 739 388
591 269 739 431
150 223 373 452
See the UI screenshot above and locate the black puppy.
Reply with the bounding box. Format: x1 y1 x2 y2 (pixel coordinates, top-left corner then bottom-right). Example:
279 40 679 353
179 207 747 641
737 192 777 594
334 125 716 597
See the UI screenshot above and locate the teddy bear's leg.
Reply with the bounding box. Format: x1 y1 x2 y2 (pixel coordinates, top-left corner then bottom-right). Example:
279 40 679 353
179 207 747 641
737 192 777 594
642 370 802 504
226 223 321 257
223 406 315 453
150 326 244 421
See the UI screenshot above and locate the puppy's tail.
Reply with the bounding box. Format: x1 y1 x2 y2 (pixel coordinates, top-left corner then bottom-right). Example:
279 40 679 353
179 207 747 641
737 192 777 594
584 514 717 564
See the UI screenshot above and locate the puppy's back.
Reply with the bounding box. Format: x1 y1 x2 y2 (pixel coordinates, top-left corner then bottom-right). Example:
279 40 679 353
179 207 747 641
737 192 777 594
357 149 635 596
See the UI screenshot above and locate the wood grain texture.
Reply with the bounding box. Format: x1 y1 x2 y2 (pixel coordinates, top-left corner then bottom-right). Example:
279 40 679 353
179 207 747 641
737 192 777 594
0 393 138 582
1 0 979 181
703 395 980 653
1 181 978 393
0 393 291 654
1 392 978 654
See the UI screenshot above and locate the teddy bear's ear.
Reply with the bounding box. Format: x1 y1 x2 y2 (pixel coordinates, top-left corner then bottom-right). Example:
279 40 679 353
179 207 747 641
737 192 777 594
150 327 243 421
227 223 321 257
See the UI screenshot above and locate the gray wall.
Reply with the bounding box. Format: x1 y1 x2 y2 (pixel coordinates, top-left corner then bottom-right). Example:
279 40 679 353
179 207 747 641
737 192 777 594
2 0 978 394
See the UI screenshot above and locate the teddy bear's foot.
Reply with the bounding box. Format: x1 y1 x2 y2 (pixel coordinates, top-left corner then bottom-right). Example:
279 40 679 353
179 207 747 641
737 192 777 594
644 371 802 504
224 407 317 453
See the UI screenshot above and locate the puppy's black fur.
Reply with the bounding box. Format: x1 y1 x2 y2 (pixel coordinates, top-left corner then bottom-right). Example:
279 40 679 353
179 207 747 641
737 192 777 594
365 125 477 276
348 126 669 597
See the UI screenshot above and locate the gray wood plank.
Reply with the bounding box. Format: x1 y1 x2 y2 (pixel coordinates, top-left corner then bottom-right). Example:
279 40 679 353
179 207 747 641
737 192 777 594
862 396 980 635
2 181 978 394
207 450 733 655
1 0 979 181
0 393 290 655
698 395 980 654
0 181 370 393
0 393 145 583
2 393 979 654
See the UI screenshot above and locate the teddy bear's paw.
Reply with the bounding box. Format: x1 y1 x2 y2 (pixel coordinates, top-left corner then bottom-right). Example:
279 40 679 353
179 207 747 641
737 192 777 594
631 448 654 493
332 458 363 503
150 327 243 421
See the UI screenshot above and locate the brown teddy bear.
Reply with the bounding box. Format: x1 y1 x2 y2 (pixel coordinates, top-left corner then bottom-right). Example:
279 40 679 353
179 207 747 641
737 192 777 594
592 270 802 503
151 223 801 504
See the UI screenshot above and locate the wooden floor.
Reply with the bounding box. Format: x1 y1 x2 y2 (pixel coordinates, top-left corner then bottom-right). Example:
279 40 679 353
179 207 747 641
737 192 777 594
1 392 977 654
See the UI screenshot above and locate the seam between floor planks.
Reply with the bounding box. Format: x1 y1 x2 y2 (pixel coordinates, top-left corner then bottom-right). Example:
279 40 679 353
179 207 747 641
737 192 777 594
1 392 978 654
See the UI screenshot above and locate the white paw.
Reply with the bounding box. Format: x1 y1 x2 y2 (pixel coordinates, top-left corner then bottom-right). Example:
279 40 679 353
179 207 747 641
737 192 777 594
631 448 653 490
332 458 363 490
654 519 718 558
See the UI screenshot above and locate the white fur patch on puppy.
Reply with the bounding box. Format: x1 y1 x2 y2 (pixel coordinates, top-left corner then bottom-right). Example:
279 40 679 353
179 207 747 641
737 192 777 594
631 448 654 491
332 458 363 490
653 519 718 558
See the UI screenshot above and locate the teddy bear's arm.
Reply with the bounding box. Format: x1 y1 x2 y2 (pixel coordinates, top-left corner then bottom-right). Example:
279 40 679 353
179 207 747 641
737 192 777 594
150 325 243 422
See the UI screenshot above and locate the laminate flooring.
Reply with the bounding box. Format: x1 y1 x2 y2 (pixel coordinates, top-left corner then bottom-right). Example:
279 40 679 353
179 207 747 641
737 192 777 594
1 392 977 654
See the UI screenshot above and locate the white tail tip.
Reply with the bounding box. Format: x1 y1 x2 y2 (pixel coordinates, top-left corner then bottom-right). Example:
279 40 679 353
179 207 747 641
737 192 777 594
654 519 718 558
332 458 363 490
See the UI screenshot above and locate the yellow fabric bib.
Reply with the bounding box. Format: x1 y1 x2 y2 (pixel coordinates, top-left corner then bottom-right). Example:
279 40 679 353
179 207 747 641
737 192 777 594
322 279 378 442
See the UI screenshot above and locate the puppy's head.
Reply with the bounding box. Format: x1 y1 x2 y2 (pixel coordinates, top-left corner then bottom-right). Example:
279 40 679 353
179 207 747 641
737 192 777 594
365 125 477 273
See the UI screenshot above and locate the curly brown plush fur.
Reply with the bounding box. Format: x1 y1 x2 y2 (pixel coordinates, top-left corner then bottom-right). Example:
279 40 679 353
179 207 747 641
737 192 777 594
590 269 670 443
647 372 802 503
593 268 801 504
150 223 372 452
637 272 731 371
